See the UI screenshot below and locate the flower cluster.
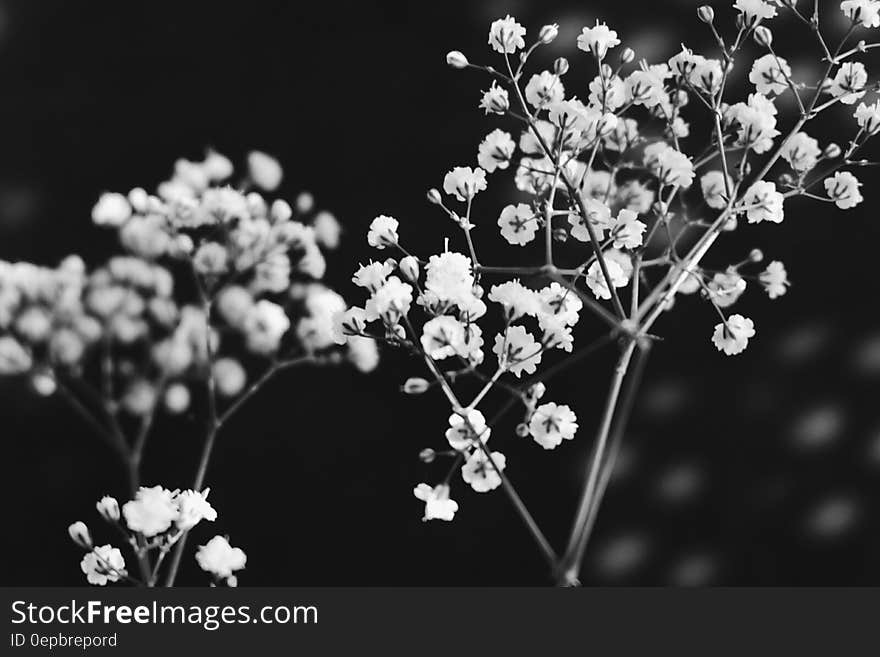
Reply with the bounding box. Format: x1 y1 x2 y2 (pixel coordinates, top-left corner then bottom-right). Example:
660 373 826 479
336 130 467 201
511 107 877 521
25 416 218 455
69 486 244 586
342 2 878 583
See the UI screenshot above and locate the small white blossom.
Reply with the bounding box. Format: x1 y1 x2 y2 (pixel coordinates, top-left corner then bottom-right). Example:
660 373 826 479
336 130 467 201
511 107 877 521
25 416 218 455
707 269 747 308
242 300 290 354
421 316 468 360
824 171 864 209
529 402 578 449
488 15 526 54
68 521 92 549
477 130 516 173
568 198 612 242
122 486 179 537
81 545 125 586
854 99 880 133
352 260 394 293
332 307 368 344
610 209 646 250
424 252 474 305
701 171 733 210
645 143 695 188
446 409 490 450
96 496 120 523
442 167 488 202
497 203 538 246
213 357 247 398
92 193 132 227
462 450 506 492
743 181 785 223
493 325 542 377
585 257 628 300
577 21 621 59
538 282 582 326
841 0 880 28
759 261 789 299
480 81 510 115
413 483 458 521
163 383 191 414
829 62 868 104
196 536 247 579
246 151 282 191
370 276 413 322
712 314 756 356
488 280 542 320
175 489 218 531
749 53 792 96
734 0 777 26
525 71 565 109
367 215 399 249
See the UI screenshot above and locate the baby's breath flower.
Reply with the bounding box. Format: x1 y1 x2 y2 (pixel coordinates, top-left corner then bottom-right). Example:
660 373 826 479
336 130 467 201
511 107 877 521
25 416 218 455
749 53 792 96
569 197 613 242
759 260 789 299
525 71 565 109
353 261 394 293
854 99 880 133
493 325 542 377
424 252 474 305
347 335 380 373
163 383 191 414
841 0 880 28
734 0 777 27
488 15 526 54
0 335 32 374
585 257 629 300
610 209 647 250
81 545 125 586
370 276 413 323
824 171 864 208
96 496 120 523
92 193 132 227
68 521 92 549
421 316 468 360
480 81 510 115
701 171 733 210
196 536 247 580
331 307 368 344
743 180 785 223
707 269 747 308
122 486 179 537
442 166 488 202
577 21 621 60
246 151 283 191
644 143 696 188
175 489 218 531
781 132 821 173
529 402 578 449
829 62 868 104
488 280 543 320
462 450 505 492
213 357 247 397
367 215 399 249
712 314 756 356
413 483 458 521
398 255 420 282
538 282 582 326
496 204 538 248
446 409 490 450
242 299 290 354
477 129 516 173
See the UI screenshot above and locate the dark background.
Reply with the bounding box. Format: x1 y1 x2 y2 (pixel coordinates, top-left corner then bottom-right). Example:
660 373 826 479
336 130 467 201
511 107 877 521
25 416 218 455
1 0 878 585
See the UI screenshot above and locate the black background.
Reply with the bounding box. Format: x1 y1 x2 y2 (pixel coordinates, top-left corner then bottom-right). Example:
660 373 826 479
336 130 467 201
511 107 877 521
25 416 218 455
1 0 879 585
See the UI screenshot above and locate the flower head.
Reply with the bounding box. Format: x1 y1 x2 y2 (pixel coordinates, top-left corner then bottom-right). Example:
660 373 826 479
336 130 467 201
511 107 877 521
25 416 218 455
529 402 578 449
759 261 789 299
824 171 863 209
175 489 218 531
498 203 538 246
743 181 784 223
413 483 458 521
81 545 125 586
196 536 247 580
488 15 526 54
367 215 399 249
712 314 756 355
442 167 488 202
122 486 179 537
462 450 506 492
577 21 621 59
477 130 516 173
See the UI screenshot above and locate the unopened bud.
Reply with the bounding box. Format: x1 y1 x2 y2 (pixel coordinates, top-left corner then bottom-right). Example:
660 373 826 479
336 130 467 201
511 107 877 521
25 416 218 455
384 257 398 270
753 26 773 48
426 188 442 205
619 47 635 65
539 24 559 44
399 255 419 282
778 172 795 188
419 448 436 463
823 143 842 159
552 227 569 242
96 496 121 522
554 57 569 75
749 248 764 263
403 377 430 395
515 423 530 438
446 51 469 69
698 5 715 23
68 521 92 549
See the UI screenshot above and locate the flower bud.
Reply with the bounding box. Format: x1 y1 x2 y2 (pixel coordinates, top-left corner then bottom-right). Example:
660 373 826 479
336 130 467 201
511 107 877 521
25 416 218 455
403 377 430 395
96 496 121 523
778 172 795 188
399 255 419 282
419 448 436 463
515 423 530 438
164 383 191 414
749 248 764 263
426 188 442 205
446 51 469 69
619 47 635 64
31 371 56 397
295 191 315 214
552 227 568 242
383 257 398 270
68 521 92 549
270 199 293 223
823 143 842 159
697 5 715 23
553 57 569 75
753 26 773 48
539 24 559 44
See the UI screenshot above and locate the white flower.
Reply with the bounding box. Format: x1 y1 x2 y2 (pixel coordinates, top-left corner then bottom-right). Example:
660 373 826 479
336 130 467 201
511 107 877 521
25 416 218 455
462 450 506 493
96 496 120 522
707 269 746 308
480 81 510 115
312 211 341 250
196 536 247 579
591 72 627 111
488 280 542 320
175 489 218 531
122 380 157 416
246 151 283 191
585 257 628 300
577 21 621 59
332 307 369 344
498 203 538 246
538 282 582 326
689 59 724 95
525 71 565 108
367 215 399 249
216 286 254 330
421 316 468 360
488 15 526 54
855 99 880 133
446 50 469 68
352 260 394 292
243 300 290 354
743 181 785 223
122 486 179 537
81 545 125 586
782 132 821 173
445 409 490 450
701 171 732 209
759 261 789 299
824 171 864 209
569 198 612 242
493 325 542 377
68 521 92 548
610 209 646 249
413 483 458 521
529 402 578 449
625 69 668 108
749 54 792 96
728 92 780 153
424 252 474 305
0 336 32 374
734 0 777 26
192 242 228 275
370 276 413 322
164 384 190 414
645 143 695 188
347 335 380 373
712 314 756 356
92 192 132 227
442 167 488 202
213 357 247 397
477 129 516 173
829 62 868 104
841 0 880 28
